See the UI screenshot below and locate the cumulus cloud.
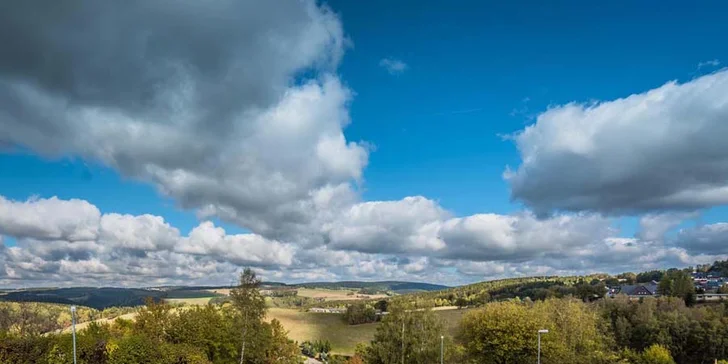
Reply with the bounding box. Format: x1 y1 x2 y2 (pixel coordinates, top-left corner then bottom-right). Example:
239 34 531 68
674 223 728 255
507 70 728 214
323 196 448 254
637 212 698 241
0 196 100 241
179 221 295 267
379 58 408 74
438 213 612 262
0 0 365 242
0 195 296 286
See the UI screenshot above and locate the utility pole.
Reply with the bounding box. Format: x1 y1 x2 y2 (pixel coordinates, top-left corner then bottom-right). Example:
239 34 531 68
538 329 548 364
401 319 405 364
440 335 444 364
71 306 77 364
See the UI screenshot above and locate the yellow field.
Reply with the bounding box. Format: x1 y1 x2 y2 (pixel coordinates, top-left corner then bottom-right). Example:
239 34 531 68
60 312 138 334
267 307 378 355
266 306 475 355
207 288 231 295
296 288 387 301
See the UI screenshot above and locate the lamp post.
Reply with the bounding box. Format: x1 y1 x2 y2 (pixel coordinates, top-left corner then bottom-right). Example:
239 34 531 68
537 329 548 364
71 305 77 364
440 335 444 364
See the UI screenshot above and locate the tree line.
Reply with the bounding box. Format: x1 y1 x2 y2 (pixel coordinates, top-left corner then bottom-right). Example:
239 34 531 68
349 296 728 364
0 268 300 364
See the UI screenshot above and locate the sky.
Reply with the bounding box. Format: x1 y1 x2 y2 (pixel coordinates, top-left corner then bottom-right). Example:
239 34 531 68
1 0 728 287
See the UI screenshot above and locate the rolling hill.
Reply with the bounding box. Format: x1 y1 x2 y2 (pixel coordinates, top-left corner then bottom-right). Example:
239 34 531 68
0 280 447 309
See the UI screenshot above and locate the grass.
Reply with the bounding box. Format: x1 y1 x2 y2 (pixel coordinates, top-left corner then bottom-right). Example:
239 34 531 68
266 306 476 356
295 288 387 302
267 307 378 355
60 312 138 334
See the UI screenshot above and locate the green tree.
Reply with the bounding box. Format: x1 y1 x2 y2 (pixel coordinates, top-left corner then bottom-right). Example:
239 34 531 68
345 303 376 325
263 319 300 364
457 301 540 364
641 344 675 364
230 268 267 364
657 271 695 306
374 300 388 312
364 302 445 364
108 333 164 364
134 298 172 342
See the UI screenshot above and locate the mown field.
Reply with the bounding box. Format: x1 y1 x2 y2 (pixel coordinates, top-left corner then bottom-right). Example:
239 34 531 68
295 288 388 301
267 306 473 355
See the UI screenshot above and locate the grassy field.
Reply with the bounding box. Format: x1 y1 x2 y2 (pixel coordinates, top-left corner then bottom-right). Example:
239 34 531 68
267 307 378 355
60 312 138 334
295 288 387 301
165 297 216 305
266 306 474 355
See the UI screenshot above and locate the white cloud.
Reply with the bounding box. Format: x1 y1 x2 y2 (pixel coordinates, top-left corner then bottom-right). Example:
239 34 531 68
697 59 720 69
323 196 448 254
674 222 728 255
0 0 365 243
379 58 408 74
99 214 180 253
0 196 100 241
637 212 698 241
438 213 612 262
178 221 295 267
507 70 728 214
1 193 727 287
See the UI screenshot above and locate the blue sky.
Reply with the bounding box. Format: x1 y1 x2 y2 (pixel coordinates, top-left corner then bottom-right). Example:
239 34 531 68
1 1 728 286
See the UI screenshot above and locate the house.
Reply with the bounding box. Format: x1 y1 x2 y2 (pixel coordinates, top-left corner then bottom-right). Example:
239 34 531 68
707 280 723 290
609 284 659 298
308 307 346 314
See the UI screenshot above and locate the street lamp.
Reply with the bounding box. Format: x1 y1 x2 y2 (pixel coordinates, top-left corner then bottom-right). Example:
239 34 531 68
537 329 548 364
440 335 444 364
70 305 77 364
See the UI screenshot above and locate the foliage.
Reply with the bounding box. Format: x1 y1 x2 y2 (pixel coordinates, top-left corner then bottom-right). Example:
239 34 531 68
344 303 377 325
637 271 665 284
362 302 447 364
230 268 268 364
301 339 332 358
456 298 613 364
0 301 137 335
373 300 388 312
599 296 728 364
657 270 695 306
640 344 675 364
0 269 300 364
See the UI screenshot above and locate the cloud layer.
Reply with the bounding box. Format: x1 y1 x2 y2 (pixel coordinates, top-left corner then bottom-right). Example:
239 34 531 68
0 0 364 241
1 195 726 287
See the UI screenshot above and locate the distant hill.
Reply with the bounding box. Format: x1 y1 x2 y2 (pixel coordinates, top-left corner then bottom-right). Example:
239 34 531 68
0 287 167 309
0 280 446 309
